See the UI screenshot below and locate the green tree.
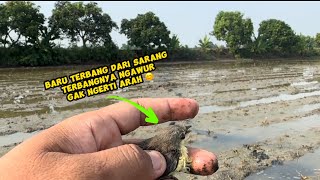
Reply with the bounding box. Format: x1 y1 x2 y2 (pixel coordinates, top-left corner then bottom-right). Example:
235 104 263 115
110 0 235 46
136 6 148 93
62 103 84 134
38 18 60 49
120 11 171 53
168 34 181 50
50 1 117 48
0 3 9 47
0 1 45 47
198 34 213 53
212 11 253 56
120 43 139 50
256 19 298 56
315 33 320 47
295 34 316 56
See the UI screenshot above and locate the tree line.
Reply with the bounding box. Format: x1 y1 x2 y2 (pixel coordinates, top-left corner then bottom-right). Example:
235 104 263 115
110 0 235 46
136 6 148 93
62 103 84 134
0 1 319 67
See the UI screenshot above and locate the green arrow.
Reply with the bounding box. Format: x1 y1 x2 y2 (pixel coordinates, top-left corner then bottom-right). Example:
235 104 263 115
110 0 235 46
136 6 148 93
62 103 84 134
106 95 159 124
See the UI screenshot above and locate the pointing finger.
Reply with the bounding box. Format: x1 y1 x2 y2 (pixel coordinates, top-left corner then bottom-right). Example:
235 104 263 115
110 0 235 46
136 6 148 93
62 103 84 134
97 98 199 134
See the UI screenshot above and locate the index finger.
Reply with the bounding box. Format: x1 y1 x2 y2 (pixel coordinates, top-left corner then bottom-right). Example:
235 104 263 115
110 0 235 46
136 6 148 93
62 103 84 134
97 98 199 134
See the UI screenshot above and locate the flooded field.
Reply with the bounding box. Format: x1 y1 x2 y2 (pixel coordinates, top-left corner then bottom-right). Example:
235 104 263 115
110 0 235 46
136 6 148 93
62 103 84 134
1 60 320 179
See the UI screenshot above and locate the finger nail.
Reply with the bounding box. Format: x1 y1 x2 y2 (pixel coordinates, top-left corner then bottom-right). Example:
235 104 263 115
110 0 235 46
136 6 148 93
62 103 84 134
147 151 166 176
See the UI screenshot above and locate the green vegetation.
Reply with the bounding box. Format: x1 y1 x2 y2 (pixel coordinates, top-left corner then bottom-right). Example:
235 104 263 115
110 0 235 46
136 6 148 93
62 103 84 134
255 19 299 57
315 33 320 47
212 11 254 58
50 1 118 48
198 35 213 53
0 1 319 67
120 12 171 54
212 11 320 59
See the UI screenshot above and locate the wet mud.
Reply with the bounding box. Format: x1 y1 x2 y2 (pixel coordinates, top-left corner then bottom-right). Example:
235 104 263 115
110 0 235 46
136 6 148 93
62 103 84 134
1 61 320 179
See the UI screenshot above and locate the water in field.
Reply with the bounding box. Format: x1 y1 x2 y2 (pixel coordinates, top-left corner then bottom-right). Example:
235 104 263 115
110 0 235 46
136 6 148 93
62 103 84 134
1 60 320 179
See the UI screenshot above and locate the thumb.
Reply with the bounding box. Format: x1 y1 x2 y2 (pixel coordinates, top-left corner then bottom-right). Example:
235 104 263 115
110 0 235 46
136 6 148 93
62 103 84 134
92 144 167 180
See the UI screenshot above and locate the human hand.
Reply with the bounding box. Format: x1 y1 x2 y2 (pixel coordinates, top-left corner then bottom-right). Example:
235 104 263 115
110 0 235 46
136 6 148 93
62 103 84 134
0 98 218 180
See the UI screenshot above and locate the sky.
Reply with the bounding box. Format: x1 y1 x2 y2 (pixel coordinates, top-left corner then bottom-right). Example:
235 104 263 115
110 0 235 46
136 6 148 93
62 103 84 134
1 1 320 47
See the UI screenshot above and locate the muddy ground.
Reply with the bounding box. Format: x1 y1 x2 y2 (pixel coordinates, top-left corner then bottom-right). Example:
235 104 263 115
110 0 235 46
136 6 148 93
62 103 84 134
1 60 320 179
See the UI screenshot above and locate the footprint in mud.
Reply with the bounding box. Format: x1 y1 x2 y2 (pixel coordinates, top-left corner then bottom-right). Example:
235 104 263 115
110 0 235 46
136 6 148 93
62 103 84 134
250 149 270 163
244 144 270 163
271 159 284 166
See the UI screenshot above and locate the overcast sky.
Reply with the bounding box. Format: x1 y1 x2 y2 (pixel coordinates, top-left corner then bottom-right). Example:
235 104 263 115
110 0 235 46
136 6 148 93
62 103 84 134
1 1 319 47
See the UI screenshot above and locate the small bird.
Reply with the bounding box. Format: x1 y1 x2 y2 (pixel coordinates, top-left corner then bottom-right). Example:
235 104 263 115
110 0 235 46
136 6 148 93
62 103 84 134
135 124 192 179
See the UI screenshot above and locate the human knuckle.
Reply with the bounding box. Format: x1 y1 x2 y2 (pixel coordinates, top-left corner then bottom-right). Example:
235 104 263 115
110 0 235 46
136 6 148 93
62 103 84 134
121 144 148 168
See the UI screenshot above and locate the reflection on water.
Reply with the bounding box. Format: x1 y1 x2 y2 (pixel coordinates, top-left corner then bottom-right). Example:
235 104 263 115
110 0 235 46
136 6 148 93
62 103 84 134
291 81 318 87
298 103 320 113
240 90 320 107
0 131 39 146
273 67 282 72
190 115 320 153
200 90 320 114
246 148 320 180
1 61 320 177
199 105 234 113
303 67 316 79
